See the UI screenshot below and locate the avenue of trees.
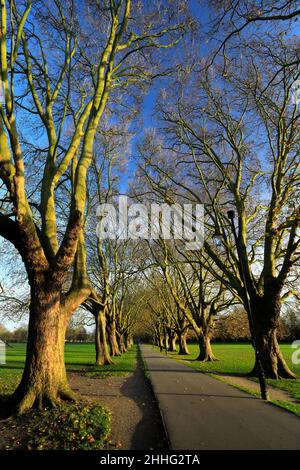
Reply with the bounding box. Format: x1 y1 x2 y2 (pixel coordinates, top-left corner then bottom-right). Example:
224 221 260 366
0 0 299 415
0 0 187 412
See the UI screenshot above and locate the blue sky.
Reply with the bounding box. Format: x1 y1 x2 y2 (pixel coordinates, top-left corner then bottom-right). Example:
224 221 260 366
2 1 300 331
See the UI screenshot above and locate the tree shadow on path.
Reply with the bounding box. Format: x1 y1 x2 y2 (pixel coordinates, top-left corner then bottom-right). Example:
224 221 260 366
120 347 168 450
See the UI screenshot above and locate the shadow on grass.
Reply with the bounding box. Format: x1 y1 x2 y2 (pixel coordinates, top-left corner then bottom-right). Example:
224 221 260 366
0 365 25 370
213 371 253 378
66 362 96 368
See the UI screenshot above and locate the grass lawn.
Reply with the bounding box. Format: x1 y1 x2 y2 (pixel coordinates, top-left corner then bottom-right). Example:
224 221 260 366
64 342 137 378
159 342 300 416
0 342 137 396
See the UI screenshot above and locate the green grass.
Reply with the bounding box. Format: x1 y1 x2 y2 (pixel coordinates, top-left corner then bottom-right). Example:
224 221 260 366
84 345 137 378
0 343 25 395
0 343 138 395
138 345 150 379
158 342 300 416
64 342 138 377
163 343 300 376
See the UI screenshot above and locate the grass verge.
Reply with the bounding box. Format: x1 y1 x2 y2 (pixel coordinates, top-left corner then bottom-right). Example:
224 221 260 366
85 344 137 378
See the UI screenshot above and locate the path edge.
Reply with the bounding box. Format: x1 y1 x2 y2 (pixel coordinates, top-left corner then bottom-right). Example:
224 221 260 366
139 344 172 450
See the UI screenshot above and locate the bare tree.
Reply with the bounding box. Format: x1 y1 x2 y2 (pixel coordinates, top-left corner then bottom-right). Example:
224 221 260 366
0 0 186 413
137 36 299 377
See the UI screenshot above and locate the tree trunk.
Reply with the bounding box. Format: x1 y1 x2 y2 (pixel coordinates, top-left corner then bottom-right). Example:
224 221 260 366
169 333 177 352
95 314 104 366
249 294 295 379
178 331 190 355
99 310 113 364
196 333 217 362
10 290 76 414
164 333 169 351
108 321 121 356
118 333 127 353
125 334 132 350
94 311 112 366
250 329 294 379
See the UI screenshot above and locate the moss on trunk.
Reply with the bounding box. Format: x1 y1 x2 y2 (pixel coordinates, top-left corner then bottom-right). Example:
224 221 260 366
10 292 77 414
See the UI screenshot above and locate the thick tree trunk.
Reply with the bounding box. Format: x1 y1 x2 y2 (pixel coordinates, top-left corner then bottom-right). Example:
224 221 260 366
159 334 164 350
94 311 112 366
124 334 132 350
164 333 169 351
249 294 295 379
178 331 190 355
250 329 295 379
108 321 121 356
196 333 217 362
95 314 104 366
118 333 127 353
10 291 76 413
169 333 177 352
99 310 112 364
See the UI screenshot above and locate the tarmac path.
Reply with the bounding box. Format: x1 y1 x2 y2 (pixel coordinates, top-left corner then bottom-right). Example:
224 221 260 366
140 344 300 450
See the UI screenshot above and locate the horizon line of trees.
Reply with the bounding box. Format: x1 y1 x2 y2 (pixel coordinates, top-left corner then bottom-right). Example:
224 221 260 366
2 305 299 346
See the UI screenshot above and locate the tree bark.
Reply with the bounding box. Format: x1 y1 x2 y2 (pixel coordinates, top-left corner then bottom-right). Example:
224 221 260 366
10 288 76 413
94 311 112 366
169 333 177 352
178 331 190 355
108 321 121 356
164 333 169 351
196 333 217 362
249 296 295 378
118 333 127 353
95 314 104 366
99 310 112 364
125 334 132 350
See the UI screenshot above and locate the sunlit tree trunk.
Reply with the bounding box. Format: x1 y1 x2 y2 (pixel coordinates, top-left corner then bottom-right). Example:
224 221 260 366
95 314 104 366
196 332 217 362
249 294 295 379
164 332 169 351
178 331 190 355
169 333 177 352
94 310 112 366
100 310 112 364
118 332 127 354
108 320 121 356
125 334 132 350
11 285 76 413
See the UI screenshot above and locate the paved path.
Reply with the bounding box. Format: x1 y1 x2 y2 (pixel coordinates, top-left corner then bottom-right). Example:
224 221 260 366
140 344 300 450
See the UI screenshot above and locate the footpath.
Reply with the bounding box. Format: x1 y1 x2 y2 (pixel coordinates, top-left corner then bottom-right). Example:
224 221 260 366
140 344 300 450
